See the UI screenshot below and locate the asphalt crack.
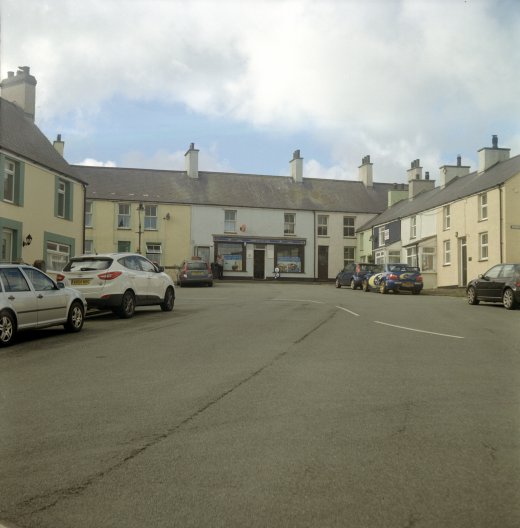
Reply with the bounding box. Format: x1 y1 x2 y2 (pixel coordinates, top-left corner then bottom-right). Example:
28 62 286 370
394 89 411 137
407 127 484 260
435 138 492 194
13 309 337 518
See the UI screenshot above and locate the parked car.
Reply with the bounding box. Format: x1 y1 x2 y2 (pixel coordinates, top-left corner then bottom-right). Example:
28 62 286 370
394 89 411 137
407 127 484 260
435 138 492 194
362 263 423 294
0 264 87 347
58 253 175 318
335 262 383 289
466 263 520 310
177 260 213 287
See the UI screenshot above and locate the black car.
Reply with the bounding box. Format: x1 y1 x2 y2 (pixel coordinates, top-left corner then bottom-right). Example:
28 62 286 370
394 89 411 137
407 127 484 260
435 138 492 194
335 262 383 290
466 263 520 310
177 260 213 287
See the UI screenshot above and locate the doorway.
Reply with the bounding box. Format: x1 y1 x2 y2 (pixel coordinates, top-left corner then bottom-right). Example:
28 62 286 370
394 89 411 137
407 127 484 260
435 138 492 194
1 229 14 262
318 246 329 280
254 249 265 279
458 237 467 286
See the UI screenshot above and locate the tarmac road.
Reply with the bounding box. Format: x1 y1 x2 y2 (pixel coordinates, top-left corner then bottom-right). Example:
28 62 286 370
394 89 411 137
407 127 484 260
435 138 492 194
1 282 519 528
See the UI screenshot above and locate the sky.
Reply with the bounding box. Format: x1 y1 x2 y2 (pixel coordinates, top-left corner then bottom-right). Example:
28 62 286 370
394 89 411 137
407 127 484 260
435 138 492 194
1 0 520 184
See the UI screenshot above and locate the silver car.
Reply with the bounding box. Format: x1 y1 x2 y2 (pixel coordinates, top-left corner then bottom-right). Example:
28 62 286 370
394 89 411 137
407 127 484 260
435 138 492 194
0 264 87 347
58 253 175 318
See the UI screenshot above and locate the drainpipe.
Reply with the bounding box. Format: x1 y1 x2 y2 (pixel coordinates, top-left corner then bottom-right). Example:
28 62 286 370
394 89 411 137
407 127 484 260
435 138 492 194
82 183 87 254
499 184 504 263
313 212 317 281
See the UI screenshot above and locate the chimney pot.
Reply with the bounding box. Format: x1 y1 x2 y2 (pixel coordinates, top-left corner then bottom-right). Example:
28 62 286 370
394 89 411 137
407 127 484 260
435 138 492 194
457 155 461 166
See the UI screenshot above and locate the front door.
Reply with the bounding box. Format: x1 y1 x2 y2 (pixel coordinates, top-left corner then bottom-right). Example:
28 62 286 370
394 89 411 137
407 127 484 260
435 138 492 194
318 246 329 281
253 250 265 279
1 229 14 262
458 237 467 286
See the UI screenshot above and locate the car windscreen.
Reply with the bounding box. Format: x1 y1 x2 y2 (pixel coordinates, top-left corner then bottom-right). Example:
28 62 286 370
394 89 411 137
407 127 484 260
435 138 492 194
63 258 113 272
388 264 419 273
187 262 208 270
360 264 383 272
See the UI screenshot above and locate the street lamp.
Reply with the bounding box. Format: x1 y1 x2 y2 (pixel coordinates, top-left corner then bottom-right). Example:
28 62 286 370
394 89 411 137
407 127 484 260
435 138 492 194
137 203 144 254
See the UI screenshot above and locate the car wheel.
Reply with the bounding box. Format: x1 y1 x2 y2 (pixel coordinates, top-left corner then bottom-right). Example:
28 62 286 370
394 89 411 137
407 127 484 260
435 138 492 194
503 288 516 310
467 286 479 305
0 310 16 347
160 287 175 312
118 290 136 318
335 279 341 288
350 279 356 290
64 301 85 332
379 281 388 294
362 280 370 292
393 288 400 294
208 281 214 287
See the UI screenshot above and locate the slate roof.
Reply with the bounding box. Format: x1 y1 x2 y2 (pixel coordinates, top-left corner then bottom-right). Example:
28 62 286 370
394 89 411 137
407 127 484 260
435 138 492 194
0 97 84 183
74 165 401 214
358 153 520 231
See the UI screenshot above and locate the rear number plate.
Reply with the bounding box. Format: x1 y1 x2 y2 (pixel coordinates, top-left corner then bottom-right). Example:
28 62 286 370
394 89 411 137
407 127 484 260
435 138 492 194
71 278 91 285
402 281 413 288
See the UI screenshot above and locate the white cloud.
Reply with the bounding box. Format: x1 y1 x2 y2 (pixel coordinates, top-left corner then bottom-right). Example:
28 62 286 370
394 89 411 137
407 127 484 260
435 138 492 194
2 0 520 182
76 158 117 167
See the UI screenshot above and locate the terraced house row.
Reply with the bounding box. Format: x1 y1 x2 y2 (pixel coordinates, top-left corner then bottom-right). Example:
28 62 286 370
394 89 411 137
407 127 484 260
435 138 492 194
2 68 519 287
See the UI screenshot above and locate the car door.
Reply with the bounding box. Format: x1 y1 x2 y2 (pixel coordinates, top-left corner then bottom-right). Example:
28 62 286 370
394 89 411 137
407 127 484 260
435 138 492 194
136 256 162 302
0 267 38 330
22 267 69 325
120 256 150 303
477 265 502 300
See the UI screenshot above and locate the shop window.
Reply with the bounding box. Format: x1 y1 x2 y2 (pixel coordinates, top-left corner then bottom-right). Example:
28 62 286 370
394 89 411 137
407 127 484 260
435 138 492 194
275 245 304 273
218 242 245 271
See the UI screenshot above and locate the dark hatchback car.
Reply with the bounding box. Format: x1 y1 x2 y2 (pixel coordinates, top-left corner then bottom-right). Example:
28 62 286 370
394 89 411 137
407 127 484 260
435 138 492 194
177 260 213 287
466 263 520 310
335 262 383 290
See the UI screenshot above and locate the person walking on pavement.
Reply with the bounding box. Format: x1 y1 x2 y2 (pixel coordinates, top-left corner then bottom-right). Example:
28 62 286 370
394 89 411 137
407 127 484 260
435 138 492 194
216 254 224 279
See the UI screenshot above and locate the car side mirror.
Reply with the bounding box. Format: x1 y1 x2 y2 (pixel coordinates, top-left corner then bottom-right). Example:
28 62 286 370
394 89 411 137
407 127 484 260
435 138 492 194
57 282 65 289
156 265 165 273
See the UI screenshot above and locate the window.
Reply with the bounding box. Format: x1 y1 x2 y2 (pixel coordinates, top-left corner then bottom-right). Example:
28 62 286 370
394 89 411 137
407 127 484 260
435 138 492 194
146 243 162 265
84 240 94 254
343 247 355 266
3 159 15 203
85 201 93 228
443 205 451 230
479 232 488 260
284 213 295 235
118 241 131 253
0 268 30 292
388 251 401 264
144 205 158 230
406 247 417 267
57 180 66 218
275 244 304 273
410 216 417 239
224 210 237 232
343 217 355 238
217 242 245 271
443 240 451 265
1 228 14 262
46 242 70 272
375 250 385 264
118 204 131 229
378 226 386 247
317 215 328 236
55 177 73 220
23 268 56 291
421 247 435 272
479 193 488 221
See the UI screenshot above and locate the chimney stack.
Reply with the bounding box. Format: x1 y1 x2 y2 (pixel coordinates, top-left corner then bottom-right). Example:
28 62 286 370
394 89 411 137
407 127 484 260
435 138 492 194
290 149 303 183
185 142 199 179
478 135 510 173
0 66 37 121
53 134 65 157
407 159 435 198
359 155 373 188
439 155 470 188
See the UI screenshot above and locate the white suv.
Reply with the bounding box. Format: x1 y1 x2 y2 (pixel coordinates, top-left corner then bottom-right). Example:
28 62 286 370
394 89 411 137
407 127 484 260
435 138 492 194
58 253 175 318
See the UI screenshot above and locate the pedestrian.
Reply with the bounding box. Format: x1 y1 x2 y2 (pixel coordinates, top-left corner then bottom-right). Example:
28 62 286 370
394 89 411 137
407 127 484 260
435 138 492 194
216 254 224 279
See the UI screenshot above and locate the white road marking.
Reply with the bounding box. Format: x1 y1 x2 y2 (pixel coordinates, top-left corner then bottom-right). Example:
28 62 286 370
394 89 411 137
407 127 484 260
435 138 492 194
335 306 360 317
374 321 464 339
272 299 324 304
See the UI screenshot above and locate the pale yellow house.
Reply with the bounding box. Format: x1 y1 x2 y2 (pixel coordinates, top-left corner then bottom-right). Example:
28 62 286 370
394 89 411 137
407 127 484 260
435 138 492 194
0 68 86 273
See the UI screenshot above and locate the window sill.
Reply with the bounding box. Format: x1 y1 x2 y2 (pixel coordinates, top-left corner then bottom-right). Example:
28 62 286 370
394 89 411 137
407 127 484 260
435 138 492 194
479 258 489 262
478 218 488 223
117 227 131 230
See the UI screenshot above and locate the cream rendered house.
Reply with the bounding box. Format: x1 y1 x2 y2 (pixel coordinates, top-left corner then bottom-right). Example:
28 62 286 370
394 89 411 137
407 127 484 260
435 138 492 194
0 68 86 273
